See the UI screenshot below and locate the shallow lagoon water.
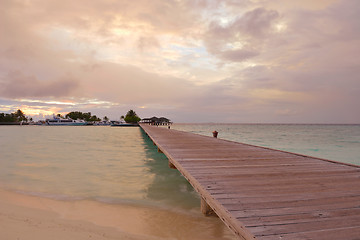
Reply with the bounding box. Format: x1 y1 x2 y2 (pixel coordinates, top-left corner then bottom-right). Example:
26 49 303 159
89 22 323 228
0 124 359 239
0 126 201 209
0 125 236 239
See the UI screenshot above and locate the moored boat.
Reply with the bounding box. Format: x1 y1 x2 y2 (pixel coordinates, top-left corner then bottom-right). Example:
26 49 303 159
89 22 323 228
46 116 87 126
110 121 138 127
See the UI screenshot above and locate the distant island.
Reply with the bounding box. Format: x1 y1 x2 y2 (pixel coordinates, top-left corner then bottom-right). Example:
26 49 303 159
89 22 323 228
65 111 101 122
0 109 172 126
0 109 28 125
0 109 104 125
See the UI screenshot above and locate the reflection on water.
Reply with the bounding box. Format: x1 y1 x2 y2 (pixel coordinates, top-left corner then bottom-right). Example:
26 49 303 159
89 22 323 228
0 126 201 210
140 129 200 210
0 125 235 239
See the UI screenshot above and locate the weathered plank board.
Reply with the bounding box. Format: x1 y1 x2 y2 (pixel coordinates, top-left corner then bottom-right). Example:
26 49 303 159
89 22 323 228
140 124 360 240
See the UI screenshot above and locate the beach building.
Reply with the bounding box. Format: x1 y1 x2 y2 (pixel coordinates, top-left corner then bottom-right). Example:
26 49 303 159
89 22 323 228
141 116 172 125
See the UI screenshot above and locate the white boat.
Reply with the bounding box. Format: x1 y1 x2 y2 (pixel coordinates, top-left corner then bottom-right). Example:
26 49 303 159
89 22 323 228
46 116 87 126
94 121 111 126
110 120 138 127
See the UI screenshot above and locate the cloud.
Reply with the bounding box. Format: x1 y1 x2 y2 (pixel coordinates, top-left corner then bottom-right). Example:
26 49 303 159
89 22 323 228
219 49 259 62
204 7 280 62
0 71 80 98
77 62 199 108
232 7 280 38
137 36 160 52
0 0 359 123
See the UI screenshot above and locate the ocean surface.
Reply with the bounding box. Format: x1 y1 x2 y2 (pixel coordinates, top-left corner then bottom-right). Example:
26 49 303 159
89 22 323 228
0 124 359 239
0 125 235 240
171 124 360 166
0 125 202 207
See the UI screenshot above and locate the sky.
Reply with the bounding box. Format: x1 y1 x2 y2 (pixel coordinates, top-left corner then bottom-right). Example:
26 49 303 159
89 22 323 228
1 0 359 123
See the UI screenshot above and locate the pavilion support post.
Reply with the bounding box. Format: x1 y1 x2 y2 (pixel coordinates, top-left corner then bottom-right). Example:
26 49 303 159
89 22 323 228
201 197 215 216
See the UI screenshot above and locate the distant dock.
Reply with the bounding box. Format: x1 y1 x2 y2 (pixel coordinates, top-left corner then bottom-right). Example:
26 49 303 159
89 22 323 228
140 124 360 240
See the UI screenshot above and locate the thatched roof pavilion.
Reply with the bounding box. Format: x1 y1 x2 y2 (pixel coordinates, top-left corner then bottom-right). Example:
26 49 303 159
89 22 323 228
140 116 172 125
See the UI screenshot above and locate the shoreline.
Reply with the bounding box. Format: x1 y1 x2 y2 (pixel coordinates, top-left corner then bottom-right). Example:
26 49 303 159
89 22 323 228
0 188 234 240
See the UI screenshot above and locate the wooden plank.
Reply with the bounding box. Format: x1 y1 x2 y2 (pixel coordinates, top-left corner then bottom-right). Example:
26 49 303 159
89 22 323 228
230 203 360 218
197 172 360 185
140 124 360 240
258 226 360 240
219 195 360 209
205 181 360 194
195 171 360 184
212 190 360 200
249 215 360 237
239 208 360 226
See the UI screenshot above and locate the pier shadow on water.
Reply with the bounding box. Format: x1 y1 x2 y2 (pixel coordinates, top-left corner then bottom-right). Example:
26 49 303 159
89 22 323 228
140 130 201 210
138 129 235 240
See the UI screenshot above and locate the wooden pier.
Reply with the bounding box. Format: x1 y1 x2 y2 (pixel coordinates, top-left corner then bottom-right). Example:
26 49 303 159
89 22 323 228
140 124 360 240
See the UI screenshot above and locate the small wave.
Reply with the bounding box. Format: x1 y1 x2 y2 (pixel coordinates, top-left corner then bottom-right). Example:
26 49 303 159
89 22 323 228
93 196 201 216
14 189 84 201
16 162 50 167
308 148 320 152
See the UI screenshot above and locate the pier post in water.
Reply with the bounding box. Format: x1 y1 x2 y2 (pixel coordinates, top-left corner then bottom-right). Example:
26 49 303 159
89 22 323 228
168 160 176 169
201 197 215 216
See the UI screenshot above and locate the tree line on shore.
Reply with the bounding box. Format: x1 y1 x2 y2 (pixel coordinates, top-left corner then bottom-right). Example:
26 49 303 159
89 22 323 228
0 109 102 123
0 109 142 123
0 109 172 125
0 109 28 123
64 111 101 122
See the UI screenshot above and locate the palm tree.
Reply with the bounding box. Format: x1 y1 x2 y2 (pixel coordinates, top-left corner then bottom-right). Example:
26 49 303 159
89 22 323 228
127 110 136 117
124 110 141 123
14 109 27 122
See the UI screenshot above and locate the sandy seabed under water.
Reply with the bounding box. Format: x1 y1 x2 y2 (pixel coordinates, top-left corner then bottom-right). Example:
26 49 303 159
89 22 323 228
0 188 235 240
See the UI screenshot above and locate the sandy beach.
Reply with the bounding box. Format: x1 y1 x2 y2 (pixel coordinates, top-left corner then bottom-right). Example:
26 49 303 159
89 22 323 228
0 188 234 240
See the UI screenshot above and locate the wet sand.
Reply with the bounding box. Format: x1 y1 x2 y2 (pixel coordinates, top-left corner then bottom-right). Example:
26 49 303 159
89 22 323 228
0 188 235 240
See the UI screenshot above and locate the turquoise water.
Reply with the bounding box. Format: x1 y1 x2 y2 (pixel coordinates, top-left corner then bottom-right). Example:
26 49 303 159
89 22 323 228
0 124 359 239
1 124 358 205
0 126 200 209
171 124 360 166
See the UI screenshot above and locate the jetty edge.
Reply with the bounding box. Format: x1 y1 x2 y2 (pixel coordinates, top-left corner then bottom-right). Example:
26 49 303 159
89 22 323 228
139 123 360 240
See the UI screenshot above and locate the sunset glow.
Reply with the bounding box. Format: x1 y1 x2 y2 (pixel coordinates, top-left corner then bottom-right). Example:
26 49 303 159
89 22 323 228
0 0 359 123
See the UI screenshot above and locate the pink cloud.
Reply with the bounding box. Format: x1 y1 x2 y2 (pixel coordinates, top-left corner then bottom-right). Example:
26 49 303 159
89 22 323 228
0 0 359 123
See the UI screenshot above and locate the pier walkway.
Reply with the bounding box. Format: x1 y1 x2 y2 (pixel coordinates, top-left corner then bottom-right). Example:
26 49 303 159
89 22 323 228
140 124 360 240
